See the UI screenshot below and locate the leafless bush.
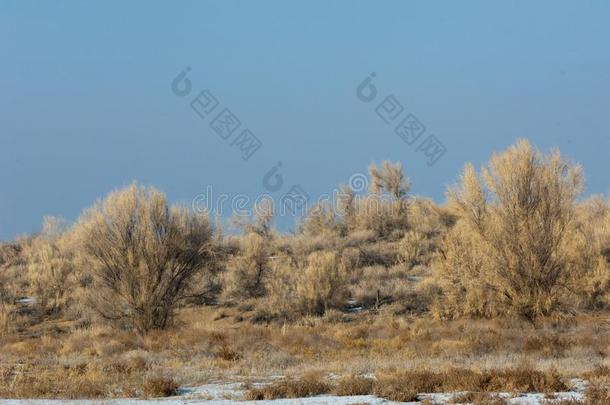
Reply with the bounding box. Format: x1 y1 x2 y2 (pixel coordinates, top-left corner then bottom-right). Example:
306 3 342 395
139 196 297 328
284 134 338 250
142 376 179 398
241 197 275 238
300 201 337 236
398 230 430 268
574 196 610 309
75 184 215 334
336 184 356 234
296 250 349 315
22 218 76 313
369 160 411 203
223 232 269 300
245 371 331 400
336 162 412 237
434 140 602 319
262 250 349 320
352 195 405 237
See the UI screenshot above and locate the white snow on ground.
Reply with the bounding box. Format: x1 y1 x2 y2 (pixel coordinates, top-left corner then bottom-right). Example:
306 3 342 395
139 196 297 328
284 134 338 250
0 378 588 404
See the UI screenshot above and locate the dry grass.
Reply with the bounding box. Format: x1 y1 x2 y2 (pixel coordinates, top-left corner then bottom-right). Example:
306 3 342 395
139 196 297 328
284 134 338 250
244 366 568 402
244 372 331 400
333 375 374 396
375 367 566 398
584 383 610 405
0 303 604 399
0 305 606 399
142 377 179 398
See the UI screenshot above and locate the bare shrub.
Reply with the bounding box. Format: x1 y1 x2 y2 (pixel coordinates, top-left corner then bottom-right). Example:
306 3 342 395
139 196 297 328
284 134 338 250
350 264 411 309
75 184 215 334
22 218 76 313
263 250 349 320
245 372 331 400
373 367 565 401
244 367 566 402
0 242 23 268
408 198 448 235
369 161 411 203
142 376 179 398
340 161 411 237
433 221 502 319
333 375 374 396
411 277 443 312
574 196 610 309
223 232 269 300
435 140 595 319
255 254 297 321
296 251 349 315
336 184 356 233
351 194 406 238
398 230 430 268
301 201 337 236
242 197 275 238
372 371 421 402
340 247 361 271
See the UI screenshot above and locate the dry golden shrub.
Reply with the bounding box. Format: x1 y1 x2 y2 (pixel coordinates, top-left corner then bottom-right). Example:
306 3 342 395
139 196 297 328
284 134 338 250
349 264 411 309
432 220 502 319
245 371 331 400
369 161 411 204
434 140 604 319
22 224 75 313
0 217 91 327
296 250 349 315
336 184 357 234
73 183 216 334
340 247 361 271
223 232 269 300
333 375 374 396
257 255 299 321
398 230 430 268
249 197 275 238
261 250 349 320
373 367 566 400
351 195 405 238
574 196 610 309
408 197 453 236
142 376 179 398
301 201 337 237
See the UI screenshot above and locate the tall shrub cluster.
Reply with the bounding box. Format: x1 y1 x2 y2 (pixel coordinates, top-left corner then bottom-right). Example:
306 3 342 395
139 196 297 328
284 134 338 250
0 140 608 333
74 184 216 334
433 140 610 319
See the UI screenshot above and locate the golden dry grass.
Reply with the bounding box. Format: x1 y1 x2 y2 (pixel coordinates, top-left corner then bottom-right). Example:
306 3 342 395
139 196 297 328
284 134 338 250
243 366 569 402
0 305 606 399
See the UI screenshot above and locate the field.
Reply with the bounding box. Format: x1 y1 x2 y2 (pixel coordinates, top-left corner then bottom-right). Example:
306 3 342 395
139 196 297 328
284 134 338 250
1 141 609 403
1 304 609 403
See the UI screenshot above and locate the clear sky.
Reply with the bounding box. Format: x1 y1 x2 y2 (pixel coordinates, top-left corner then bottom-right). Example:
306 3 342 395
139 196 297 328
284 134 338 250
1 0 609 240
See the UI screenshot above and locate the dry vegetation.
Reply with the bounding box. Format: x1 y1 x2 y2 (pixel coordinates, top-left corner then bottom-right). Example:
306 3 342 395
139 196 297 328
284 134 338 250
0 139 609 401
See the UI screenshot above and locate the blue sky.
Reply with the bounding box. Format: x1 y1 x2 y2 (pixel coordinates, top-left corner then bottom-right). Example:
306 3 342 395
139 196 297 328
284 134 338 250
1 0 609 240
